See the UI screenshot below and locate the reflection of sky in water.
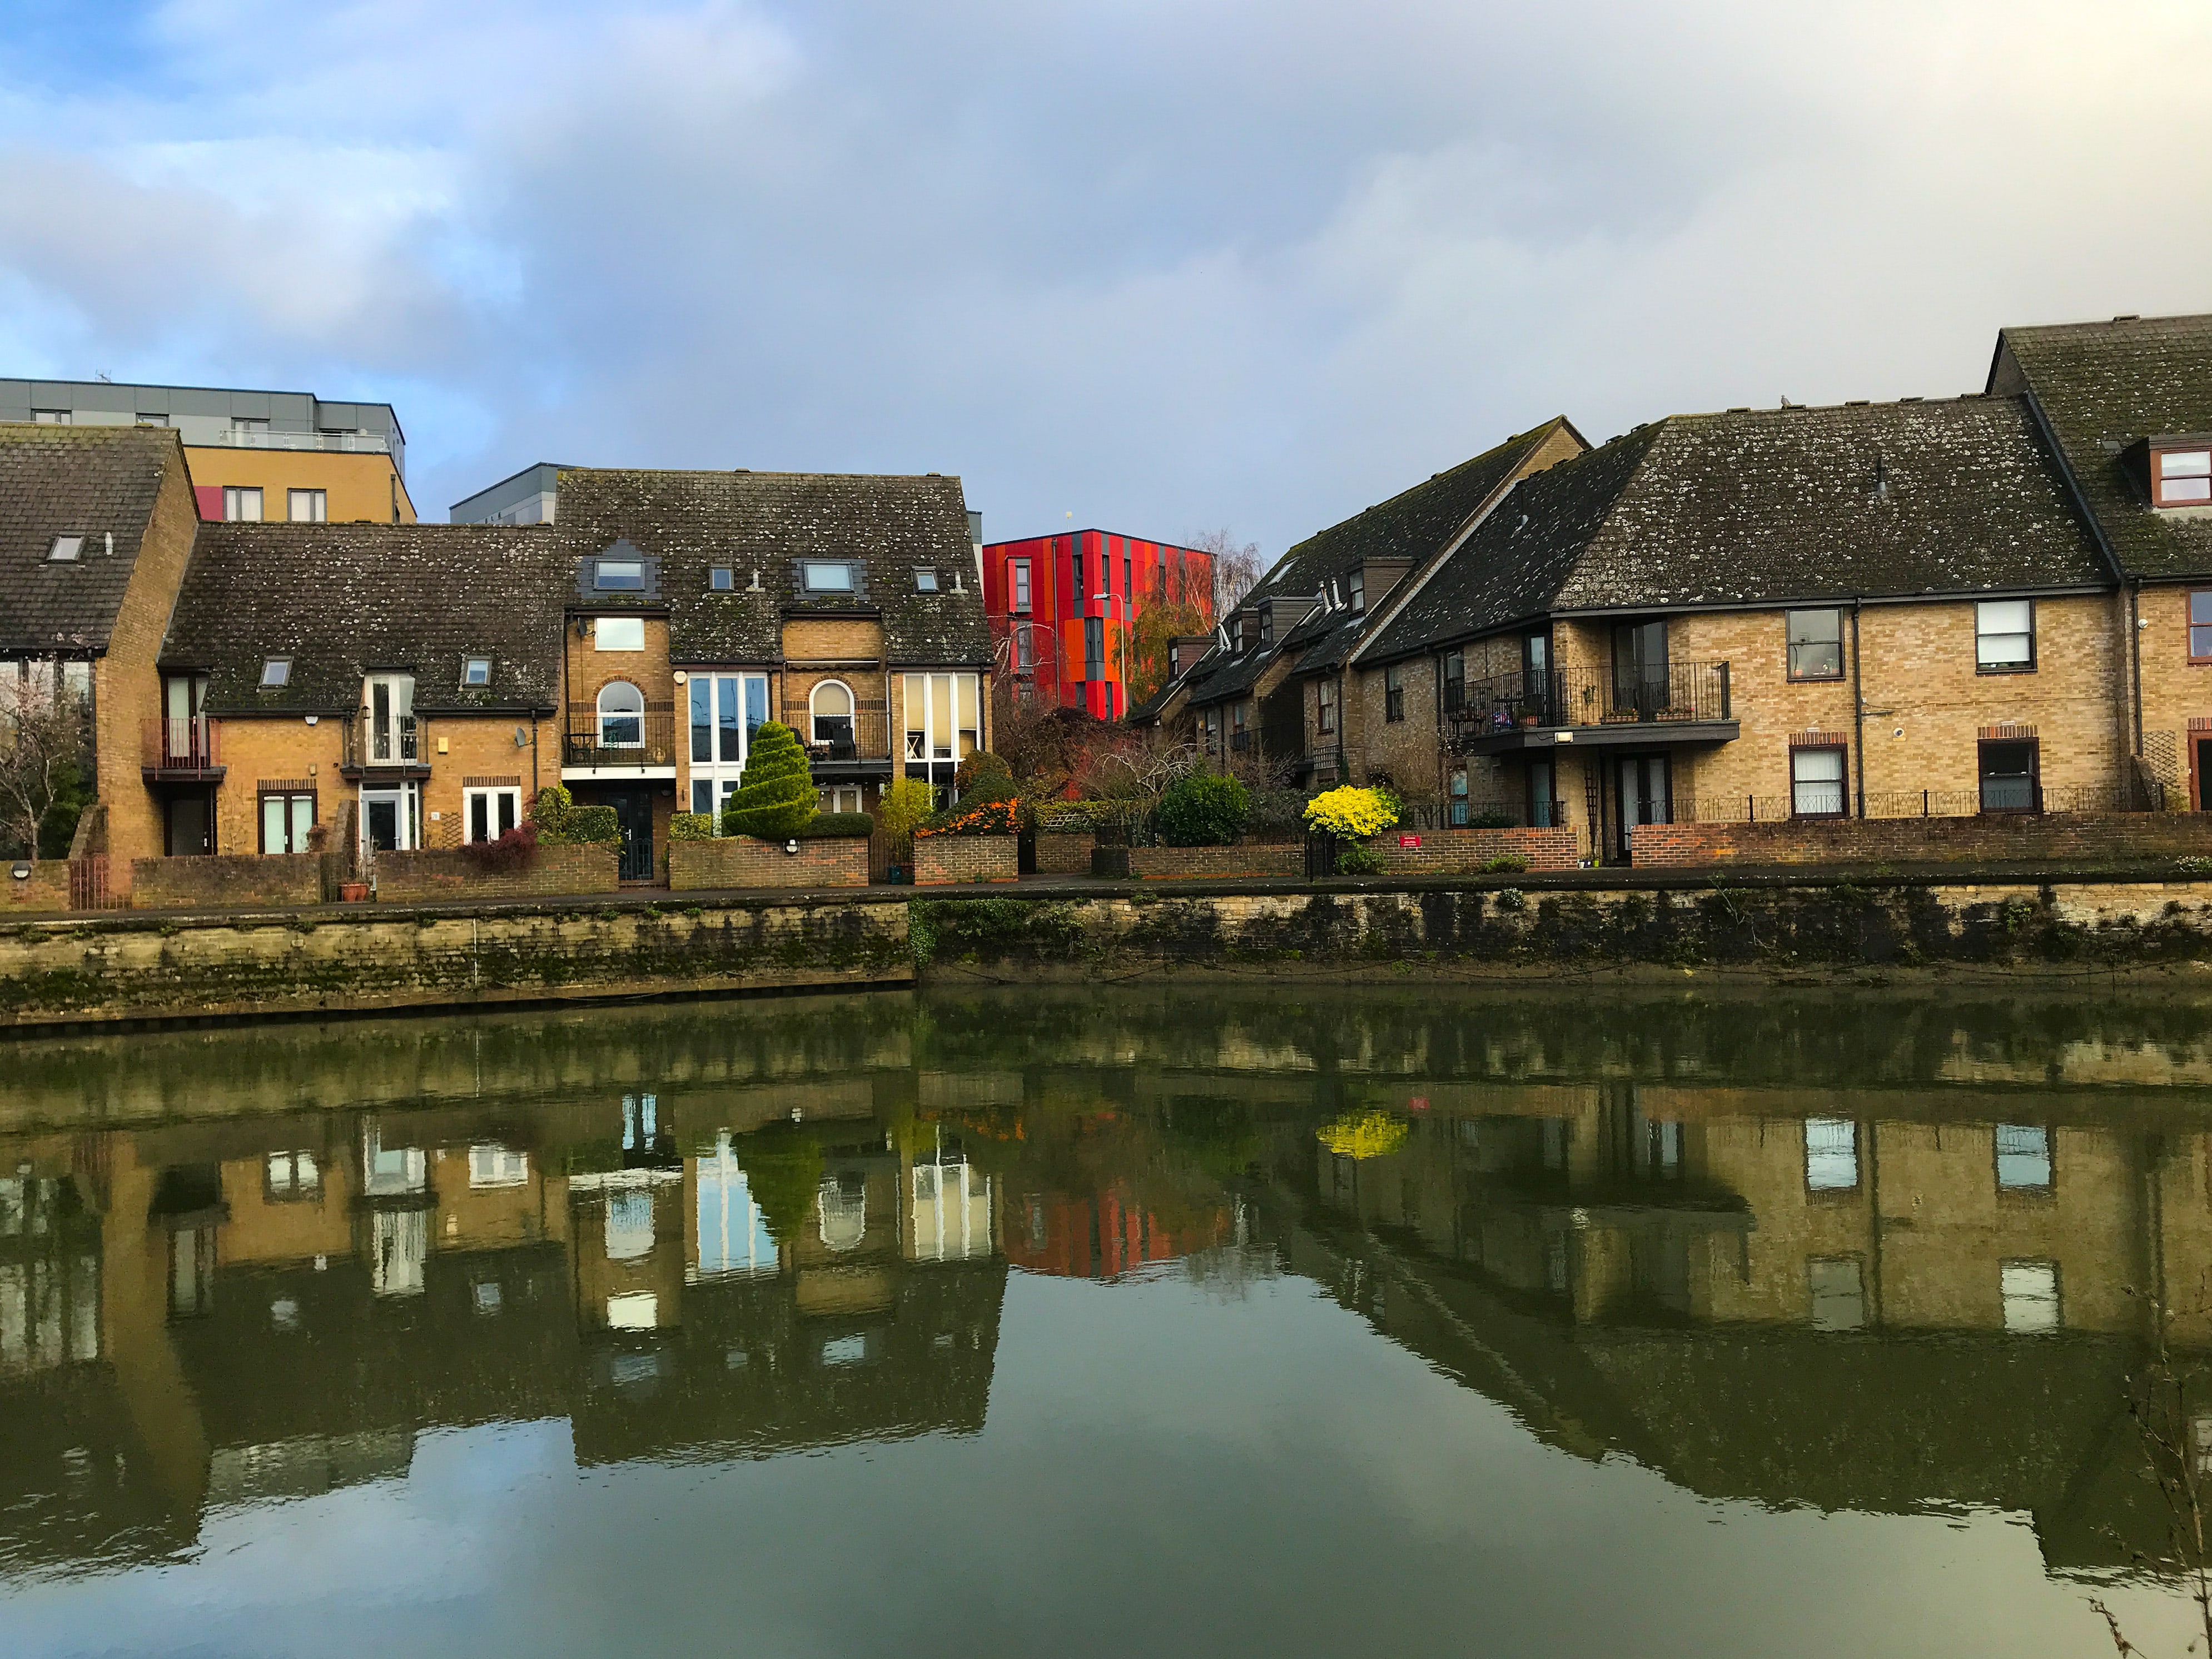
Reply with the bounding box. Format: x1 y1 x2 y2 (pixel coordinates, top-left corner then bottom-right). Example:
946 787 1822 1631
1 1273 2196 1659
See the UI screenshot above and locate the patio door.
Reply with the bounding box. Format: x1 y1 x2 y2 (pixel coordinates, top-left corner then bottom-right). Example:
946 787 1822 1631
1615 754 1671 860
361 785 417 853
1610 620 1669 719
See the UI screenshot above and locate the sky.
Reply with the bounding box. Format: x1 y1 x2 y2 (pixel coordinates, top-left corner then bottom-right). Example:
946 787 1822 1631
0 1 2207 559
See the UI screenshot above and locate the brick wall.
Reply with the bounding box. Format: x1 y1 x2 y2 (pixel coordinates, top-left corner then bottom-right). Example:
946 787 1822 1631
2136 582 2211 807
1034 832 1092 875
212 717 347 855
784 618 889 759
1129 843 1302 880
1630 811 2212 869
374 843 620 902
914 836 1018 885
1365 826 1582 875
669 835 869 890
130 853 322 910
3 862 73 913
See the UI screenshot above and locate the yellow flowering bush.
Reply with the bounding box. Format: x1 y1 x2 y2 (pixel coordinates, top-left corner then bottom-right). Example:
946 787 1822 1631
1316 1109 1410 1160
1303 786 1399 840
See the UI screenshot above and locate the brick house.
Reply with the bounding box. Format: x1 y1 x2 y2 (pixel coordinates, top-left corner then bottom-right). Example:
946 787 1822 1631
1353 395 2115 860
155 524 568 860
1141 419 1584 776
550 468 992 880
0 424 200 877
1987 314 2212 810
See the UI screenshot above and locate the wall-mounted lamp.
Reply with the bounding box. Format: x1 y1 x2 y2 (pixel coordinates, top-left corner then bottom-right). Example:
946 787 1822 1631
10 863 30 882
784 840 799 855
304 714 318 726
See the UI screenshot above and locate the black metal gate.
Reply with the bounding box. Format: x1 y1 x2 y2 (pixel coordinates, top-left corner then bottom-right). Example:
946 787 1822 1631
1304 831 1341 878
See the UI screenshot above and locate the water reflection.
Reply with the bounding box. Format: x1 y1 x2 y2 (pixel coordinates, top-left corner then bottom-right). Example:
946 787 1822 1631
5 986 2212 1643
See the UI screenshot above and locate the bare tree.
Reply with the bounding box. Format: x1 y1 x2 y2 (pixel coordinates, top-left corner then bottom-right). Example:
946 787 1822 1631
0 671 88 860
1190 528 1264 615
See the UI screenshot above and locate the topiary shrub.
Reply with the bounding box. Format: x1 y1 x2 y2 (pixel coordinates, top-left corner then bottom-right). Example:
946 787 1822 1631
533 784 574 840
797 812 874 838
669 813 717 841
1157 772 1250 846
722 720 817 838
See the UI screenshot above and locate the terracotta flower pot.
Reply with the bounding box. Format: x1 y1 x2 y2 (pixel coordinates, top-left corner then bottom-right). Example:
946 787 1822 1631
339 881 370 902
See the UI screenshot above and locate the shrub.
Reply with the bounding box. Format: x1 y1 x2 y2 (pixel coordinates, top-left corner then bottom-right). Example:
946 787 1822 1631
921 797 1017 837
1335 844 1384 876
1482 854 1530 874
533 784 574 840
797 812 874 838
955 751 1017 802
1467 811 1517 830
876 777 936 838
534 786 618 845
461 821 539 875
565 806 620 844
722 721 816 838
1245 783 1311 840
1157 772 1250 847
2181 855 2212 876
1495 887 1527 912
670 813 717 841
1304 786 1398 840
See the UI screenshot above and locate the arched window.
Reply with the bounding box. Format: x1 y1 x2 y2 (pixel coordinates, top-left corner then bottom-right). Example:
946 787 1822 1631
817 1172 867 1251
598 681 643 747
809 679 856 756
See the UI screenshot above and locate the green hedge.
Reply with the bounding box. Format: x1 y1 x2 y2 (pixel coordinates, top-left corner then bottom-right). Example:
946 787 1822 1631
670 813 716 841
797 812 874 838
533 787 620 845
565 805 620 844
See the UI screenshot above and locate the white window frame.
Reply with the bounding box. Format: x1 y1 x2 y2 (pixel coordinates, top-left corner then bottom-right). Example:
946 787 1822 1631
901 672 980 789
223 486 263 522
464 786 521 844
468 1145 529 1188
597 681 644 748
688 672 771 821
2156 448 2212 508
594 615 645 652
809 678 856 747
1975 599 2035 672
594 559 644 592
463 656 493 687
287 488 327 524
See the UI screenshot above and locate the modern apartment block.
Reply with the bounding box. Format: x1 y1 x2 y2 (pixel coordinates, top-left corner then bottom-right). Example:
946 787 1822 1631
0 379 412 524
982 529 1214 718
449 461 565 526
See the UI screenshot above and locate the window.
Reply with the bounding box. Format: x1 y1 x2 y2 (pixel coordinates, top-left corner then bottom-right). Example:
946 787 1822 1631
2191 591 2212 662
710 567 733 591
1011 559 1031 612
1230 701 1249 751
818 784 863 814
595 559 644 591
1995 1124 2052 1191
2156 448 2212 508
1791 746 1846 817
1260 608 1274 648
1123 550 1132 604
1805 1117 1858 1190
810 679 856 752
1529 757 1558 827
260 657 291 688
594 615 644 651
223 486 262 522
1318 678 1336 735
1014 623 1035 670
1807 1258 1865 1332
1441 651 1464 714
463 657 492 687
597 681 644 747
1975 599 2035 672
135 412 167 426
287 488 326 524
1787 609 1843 680
1384 665 1405 723
1449 768 1468 827
914 568 938 592
1348 569 1366 612
1072 544 1085 599
2001 1260 2061 1333
802 561 853 593
265 1151 320 1201
1085 617 1105 681
465 787 520 843
47 534 81 562
902 672 980 784
260 791 315 853
1978 739 2039 812
469 1145 529 1188
32 409 69 425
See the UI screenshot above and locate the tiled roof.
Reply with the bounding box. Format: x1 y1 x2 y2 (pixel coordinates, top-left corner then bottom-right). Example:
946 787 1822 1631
1364 396 2106 663
1992 312 2212 579
0 423 180 654
163 524 569 715
552 469 991 667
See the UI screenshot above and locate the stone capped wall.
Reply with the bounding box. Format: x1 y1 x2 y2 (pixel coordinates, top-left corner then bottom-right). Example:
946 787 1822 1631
1129 843 1302 880
1629 811 2212 868
669 835 869 890
130 853 322 910
373 843 619 902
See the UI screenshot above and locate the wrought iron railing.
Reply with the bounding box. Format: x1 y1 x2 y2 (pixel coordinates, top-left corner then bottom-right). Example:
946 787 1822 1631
564 709 676 768
342 712 421 769
1445 662 1732 751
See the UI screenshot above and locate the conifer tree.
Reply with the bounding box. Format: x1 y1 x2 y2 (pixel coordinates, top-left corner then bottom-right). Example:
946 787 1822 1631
721 720 818 837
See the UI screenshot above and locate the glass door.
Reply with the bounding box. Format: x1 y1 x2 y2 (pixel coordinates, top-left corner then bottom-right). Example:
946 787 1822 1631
1610 621 1669 721
688 673 769 819
1615 755 1671 859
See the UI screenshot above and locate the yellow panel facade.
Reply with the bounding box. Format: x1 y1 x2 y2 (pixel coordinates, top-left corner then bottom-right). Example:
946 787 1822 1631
183 445 415 524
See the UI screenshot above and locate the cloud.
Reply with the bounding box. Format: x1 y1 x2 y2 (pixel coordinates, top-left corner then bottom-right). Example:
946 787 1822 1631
0 1 2206 548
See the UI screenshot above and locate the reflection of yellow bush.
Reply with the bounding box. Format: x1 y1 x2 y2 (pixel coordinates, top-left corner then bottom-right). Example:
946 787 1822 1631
1304 786 1399 840
1317 1109 1410 1160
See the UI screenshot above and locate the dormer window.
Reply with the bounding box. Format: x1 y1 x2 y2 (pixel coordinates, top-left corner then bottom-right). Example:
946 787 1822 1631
260 657 292 688
1348 570 1366 613
595 559 644 591
803 561 854 593
1259 608 1273 647
47 534 82 562
914 568 939 592
710 567 733 591
463 656 493 687
2156 446 2212 508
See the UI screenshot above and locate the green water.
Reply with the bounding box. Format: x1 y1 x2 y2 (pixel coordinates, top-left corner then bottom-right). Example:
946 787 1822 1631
4 985 2212 1657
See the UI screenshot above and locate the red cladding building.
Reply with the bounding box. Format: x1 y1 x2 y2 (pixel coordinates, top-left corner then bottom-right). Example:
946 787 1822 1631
982 529 1214 719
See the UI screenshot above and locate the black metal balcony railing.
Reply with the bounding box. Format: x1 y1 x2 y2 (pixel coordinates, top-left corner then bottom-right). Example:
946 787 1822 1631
564 709 676 768
1445 662 1732 751
342 712 421 770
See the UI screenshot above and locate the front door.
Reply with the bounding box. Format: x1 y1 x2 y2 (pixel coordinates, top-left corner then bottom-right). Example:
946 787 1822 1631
2198 737 2212 810
607 790 657 881
1615 754 1671 860
362 787 414 853
165 791 213 857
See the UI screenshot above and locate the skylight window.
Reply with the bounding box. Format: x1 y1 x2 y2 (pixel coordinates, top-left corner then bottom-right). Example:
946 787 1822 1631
463 657 493 687
803 562 854 593
261 658 292 688
710 567 733 591
47 534 82 562
595 559 645 591
913 568 939 592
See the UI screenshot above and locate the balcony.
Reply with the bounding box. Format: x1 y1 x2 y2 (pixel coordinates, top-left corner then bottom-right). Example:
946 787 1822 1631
141 717 225 783
1445 662 1737 756
206 426 400 465
564 708 677 774
341 712 431 778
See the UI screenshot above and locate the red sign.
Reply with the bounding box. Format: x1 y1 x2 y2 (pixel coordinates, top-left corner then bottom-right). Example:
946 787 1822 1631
1398 835 1421 848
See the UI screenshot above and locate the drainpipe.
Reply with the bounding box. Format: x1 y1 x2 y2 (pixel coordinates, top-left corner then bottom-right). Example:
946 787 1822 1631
1850 600 1867 819
2129 577 2145 782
